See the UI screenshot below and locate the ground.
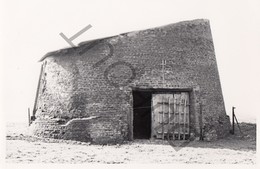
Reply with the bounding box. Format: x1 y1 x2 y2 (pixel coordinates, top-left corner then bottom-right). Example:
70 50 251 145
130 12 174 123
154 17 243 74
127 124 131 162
6 122 256 164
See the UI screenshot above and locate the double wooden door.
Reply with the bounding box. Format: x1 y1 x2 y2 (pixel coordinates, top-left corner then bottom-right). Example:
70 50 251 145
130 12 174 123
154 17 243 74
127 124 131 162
151 92 190 140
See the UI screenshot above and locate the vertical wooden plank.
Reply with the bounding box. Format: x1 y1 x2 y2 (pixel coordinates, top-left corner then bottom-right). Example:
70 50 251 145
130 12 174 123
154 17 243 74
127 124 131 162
152 94 161 139
177 95 181 140
180 93 184 140
186 93 190 134
174 94 181 140
168 97 170 140
151 94 155 139
159 95 162 138
158 95 160 125
162 96 164 139
183 98 186 140
169 96 173 139
151 94 154 138
173 96 176 140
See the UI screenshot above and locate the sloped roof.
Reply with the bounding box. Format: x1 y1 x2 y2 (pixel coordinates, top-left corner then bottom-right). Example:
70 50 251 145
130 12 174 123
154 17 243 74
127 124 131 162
39 19 209 62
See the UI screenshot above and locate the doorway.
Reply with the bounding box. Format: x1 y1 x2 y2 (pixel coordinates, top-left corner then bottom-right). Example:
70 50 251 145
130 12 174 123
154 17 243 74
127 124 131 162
132 89 190 140
132 90 152 139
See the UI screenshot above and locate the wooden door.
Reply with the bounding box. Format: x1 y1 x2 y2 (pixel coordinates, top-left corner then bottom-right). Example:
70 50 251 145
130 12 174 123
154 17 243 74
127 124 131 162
151 94 173 139
152 92 190 140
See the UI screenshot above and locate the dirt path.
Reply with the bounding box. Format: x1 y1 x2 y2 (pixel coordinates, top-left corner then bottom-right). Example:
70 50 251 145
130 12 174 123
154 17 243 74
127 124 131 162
6 123 256 164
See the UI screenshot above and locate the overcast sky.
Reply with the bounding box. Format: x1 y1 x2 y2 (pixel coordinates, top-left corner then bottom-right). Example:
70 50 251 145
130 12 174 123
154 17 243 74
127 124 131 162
1 0 260 123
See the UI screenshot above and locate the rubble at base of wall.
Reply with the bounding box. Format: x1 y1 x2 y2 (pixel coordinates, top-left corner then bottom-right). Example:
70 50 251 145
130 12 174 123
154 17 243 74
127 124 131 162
204 129 218 141
29 117 126 144
203 114 231 141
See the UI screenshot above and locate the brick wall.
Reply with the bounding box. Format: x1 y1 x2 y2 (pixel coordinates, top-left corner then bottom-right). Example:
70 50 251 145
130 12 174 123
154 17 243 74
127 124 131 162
31 19 230 143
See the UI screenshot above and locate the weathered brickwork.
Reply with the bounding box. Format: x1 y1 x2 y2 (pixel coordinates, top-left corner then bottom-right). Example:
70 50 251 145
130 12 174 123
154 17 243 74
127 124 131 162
31 19 231 144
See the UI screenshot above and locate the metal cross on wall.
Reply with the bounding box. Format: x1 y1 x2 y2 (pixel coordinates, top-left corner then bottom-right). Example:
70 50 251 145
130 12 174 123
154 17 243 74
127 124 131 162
161 60 167 87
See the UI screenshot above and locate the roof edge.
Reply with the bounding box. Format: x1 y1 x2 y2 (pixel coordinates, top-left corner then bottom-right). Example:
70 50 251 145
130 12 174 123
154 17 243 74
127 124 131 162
39 18 210 62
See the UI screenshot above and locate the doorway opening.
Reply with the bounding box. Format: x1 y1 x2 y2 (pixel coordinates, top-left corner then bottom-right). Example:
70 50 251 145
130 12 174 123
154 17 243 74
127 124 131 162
132 88 191 140
133 90 152 139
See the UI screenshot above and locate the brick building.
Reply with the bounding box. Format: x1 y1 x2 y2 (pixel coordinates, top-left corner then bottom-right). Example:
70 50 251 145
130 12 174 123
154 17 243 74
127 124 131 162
30 19 231 144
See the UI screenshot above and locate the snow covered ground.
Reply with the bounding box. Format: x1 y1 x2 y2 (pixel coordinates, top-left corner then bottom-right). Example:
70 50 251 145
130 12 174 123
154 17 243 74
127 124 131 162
5 123 256 164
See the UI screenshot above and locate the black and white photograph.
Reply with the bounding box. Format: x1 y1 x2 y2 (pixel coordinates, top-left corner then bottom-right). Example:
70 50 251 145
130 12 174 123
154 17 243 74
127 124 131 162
0 0 259 167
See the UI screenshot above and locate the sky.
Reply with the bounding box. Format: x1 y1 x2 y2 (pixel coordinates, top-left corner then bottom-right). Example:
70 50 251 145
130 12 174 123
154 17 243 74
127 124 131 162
0 0 260 123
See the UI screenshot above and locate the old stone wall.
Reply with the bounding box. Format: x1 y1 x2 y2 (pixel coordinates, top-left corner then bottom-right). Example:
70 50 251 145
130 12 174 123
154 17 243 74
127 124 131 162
31 19 230 143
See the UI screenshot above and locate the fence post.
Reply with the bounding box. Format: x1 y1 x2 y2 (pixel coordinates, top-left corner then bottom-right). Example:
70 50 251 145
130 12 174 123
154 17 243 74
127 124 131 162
234 110 243 135
28 108 31 126
231 106 235 134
